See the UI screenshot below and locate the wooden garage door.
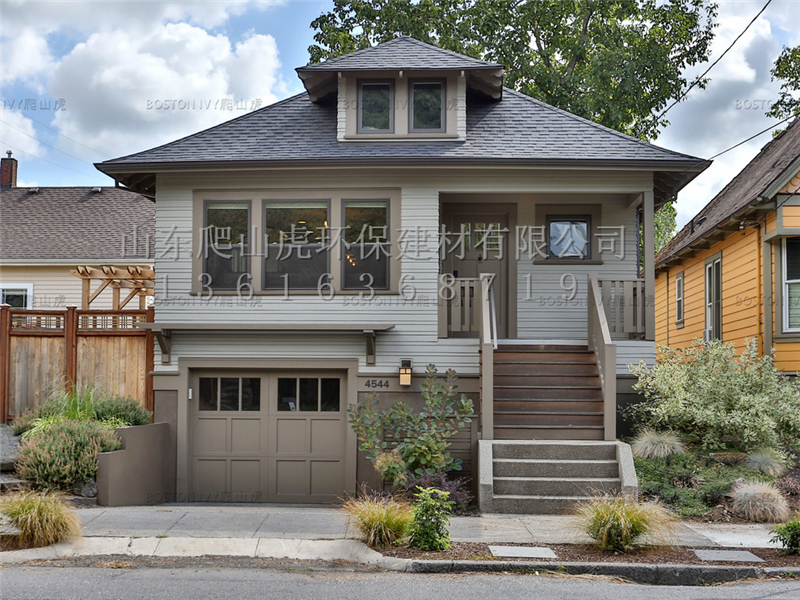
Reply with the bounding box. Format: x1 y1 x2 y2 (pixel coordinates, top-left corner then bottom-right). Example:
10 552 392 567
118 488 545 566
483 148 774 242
190 371 346 503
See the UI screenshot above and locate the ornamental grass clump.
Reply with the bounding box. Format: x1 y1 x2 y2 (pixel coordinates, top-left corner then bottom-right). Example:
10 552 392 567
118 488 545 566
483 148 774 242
0 491 82 548
746 449 788 477
631 429 685 459
16 420 121 491
342 493 413 549
575 495 677 553
730 480 791 523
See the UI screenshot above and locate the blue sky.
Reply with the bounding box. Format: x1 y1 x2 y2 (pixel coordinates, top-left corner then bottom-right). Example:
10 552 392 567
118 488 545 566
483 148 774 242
1 0 799 228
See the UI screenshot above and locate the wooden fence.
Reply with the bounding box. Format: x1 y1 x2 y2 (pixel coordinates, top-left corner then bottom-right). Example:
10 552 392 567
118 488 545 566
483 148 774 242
0 305 154 423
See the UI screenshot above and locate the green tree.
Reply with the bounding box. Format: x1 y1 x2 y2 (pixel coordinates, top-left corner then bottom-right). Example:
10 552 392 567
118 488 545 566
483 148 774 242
654 202 677 255
767 45 800 122
309 0 718 141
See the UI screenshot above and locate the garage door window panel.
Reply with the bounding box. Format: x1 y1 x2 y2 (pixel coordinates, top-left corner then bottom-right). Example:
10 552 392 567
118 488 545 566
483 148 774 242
320 379 340 412
199 378 219 411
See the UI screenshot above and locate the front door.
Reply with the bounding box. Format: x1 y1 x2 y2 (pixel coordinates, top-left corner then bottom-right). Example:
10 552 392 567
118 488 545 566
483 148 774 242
442 206 509 338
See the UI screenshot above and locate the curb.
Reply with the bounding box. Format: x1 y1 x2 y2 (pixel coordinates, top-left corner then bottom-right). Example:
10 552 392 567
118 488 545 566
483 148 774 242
405 559 799 585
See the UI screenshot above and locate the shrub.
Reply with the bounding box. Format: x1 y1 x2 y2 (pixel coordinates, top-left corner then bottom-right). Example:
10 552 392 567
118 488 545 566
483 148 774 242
16 420 121 490
747 449 788 477
771 518 800 555
12 411 41 436
631 429 685 459
776 477 800 498
0 491 81 547
628 339 800 452
408 487 454 551
342 494 413 549
348 365 474 486
403 473 473 513
575 495 677 552
92 396 151 426
730 480 791 523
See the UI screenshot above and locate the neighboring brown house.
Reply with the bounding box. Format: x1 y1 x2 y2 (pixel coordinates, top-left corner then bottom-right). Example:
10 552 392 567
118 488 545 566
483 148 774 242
0 153 155 309
655 119 800 373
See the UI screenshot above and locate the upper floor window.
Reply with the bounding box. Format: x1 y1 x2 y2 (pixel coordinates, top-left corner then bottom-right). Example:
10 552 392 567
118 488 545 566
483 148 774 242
410 80 445 132
547 216 590 259
705 256 721 340
784 237 800 332
675 272 684 324
358 81 394 133
203 201 250 290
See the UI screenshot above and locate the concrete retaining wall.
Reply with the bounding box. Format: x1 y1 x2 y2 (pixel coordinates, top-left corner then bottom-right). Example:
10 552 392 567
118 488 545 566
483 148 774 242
97 423 169 506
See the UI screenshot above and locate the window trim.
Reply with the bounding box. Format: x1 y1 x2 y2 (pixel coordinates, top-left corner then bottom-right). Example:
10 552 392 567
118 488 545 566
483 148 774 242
357 80 395 134
0 283 33 309
674 272 684 326
704 253 722 341
408 79 446 134
546 214 593 260
782 237 800 333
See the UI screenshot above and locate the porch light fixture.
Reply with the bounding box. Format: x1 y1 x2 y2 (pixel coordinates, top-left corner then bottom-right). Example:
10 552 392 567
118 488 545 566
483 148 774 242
399 359 413 386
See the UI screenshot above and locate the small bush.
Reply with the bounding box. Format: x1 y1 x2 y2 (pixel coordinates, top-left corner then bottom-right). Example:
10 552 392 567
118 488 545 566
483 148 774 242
631 429 685 459
771 518 800 555
342 494 413 549
730 480 791 523
403 473 473 514
776 477 800 498
575 495 677 552
747 449 788 477
0 491 81 547
408 487 454 551
92 396 151 426
16 420 121 490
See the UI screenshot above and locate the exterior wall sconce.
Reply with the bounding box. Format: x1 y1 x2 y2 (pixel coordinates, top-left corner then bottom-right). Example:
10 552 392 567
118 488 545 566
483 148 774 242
399 359 413 386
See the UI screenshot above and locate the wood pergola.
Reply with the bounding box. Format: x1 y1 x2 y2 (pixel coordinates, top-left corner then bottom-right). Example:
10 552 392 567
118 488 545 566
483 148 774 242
71 265 154 310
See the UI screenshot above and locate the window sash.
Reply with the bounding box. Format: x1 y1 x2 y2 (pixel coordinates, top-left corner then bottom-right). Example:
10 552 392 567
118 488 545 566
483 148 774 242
705 259 721 339
547 216 591 259
203 201 251 290
358 81 394 133
784 238 800 332
409 80 445 132
675 274 684 322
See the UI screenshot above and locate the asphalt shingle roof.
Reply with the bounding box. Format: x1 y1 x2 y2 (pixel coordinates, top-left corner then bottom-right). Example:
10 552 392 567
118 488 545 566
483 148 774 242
101 88 702 167
657 118 800 265
0 187 155 261
296 36 502 72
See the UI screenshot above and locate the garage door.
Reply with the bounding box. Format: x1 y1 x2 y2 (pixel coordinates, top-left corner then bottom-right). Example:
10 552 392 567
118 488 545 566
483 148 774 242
190 371 347 503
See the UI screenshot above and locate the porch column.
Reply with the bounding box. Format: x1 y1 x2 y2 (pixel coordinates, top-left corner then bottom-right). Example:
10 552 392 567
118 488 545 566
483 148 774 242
642 190 656 341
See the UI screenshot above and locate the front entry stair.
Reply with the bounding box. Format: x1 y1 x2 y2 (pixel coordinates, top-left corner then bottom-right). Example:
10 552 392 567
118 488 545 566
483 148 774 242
478 440 638 514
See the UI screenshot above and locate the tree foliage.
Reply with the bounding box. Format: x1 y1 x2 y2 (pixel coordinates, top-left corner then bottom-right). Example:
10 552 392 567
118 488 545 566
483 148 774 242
767 45 800 122
309 0 718 140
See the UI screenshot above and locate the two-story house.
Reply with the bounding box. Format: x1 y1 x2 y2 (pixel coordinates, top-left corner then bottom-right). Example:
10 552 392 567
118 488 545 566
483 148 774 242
96 36 709 511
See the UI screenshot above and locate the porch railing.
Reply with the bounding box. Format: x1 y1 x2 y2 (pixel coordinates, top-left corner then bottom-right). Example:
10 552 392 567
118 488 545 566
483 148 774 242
597 278 646 336
438 276 481 337
588 274 617 441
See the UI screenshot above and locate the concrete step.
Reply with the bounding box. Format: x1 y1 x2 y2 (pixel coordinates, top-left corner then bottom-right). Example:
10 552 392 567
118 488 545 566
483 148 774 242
492 458 619 479
494 412 604 427
491 494 590 515
494 476 621 496
492 441 618 460
493 362 599 377
493 426 604 440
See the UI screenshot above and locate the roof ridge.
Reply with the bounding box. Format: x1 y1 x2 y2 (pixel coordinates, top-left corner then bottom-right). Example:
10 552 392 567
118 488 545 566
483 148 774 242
100 93 308 165
501 87 706 163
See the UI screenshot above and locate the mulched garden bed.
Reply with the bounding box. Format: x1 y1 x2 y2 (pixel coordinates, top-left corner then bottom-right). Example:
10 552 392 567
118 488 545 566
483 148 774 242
383 542 800 567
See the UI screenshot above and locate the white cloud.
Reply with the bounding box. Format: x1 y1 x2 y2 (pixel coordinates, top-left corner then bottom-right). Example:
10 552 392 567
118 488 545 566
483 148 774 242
0 28 56 87
0 108 44 157
47 23 285 159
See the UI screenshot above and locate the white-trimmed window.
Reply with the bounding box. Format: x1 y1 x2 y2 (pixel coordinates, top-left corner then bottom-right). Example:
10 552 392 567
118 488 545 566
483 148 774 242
0 283 33 309
705 257 721 340
675 272 684 324
784 237 800 332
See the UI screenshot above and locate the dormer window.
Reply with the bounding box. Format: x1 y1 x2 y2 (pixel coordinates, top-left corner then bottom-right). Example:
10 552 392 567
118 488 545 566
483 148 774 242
358 81 394 133
410 80 445 132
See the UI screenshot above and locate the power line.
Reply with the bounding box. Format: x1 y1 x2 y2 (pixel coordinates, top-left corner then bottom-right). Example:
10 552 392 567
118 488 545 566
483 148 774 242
15 112 112 158
2 143 101 179
657 0 773 121
708 114 793 159
0 117 99 166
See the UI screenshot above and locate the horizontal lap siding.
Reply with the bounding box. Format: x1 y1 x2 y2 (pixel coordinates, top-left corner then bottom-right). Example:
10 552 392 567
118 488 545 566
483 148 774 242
773 342 800 372
154 169 652 373
615 341 656 375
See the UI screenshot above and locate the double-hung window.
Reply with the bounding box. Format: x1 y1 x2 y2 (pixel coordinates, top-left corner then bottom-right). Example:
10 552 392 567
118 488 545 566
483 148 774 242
358 81 393 133
784 237 800 332
409 80 445 132
547 216 591 259
705 256 721 340
203 202 250 290
0 284 33 308
264 201 329 290
675 273 684 324
342 200 390 290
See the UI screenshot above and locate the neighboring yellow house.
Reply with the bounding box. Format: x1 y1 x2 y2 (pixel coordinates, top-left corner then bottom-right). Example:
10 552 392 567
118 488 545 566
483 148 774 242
655 119 800 373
